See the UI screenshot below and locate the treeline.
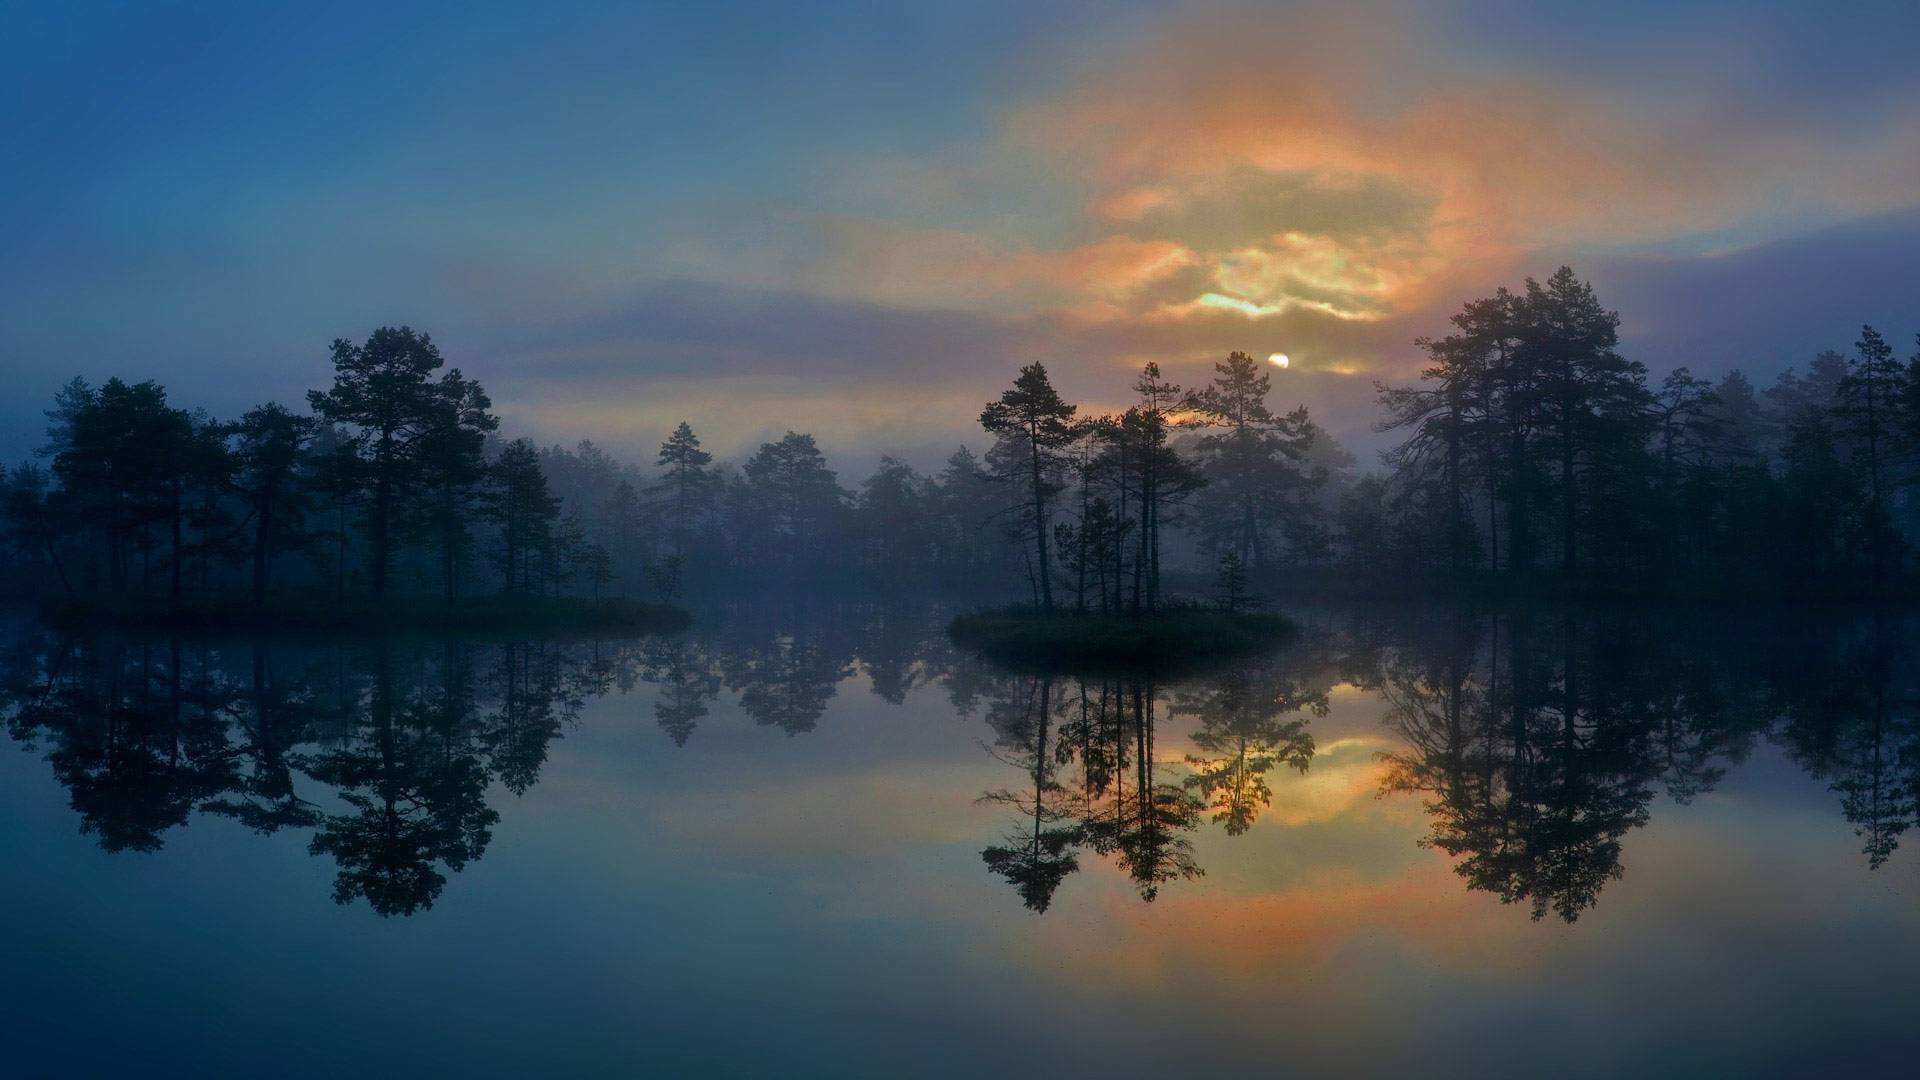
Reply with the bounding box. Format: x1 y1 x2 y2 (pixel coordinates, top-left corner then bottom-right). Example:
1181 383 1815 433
0 326 1354 610
4 268 1916 609
1372 267 1920 597
0 328 608 611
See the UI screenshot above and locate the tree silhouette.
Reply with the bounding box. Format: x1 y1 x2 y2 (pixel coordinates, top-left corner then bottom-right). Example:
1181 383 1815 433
654 421 714 560
740 432 846 572
643 638 721 746
487 439 560 597
229 404 316 605
412 369 497 603
307 327 458 599
980 363 1077 611
1379 614 1664 921
1191 351 1319 574
979 674 1083 911
1838 326 1907 584
303 648 498 916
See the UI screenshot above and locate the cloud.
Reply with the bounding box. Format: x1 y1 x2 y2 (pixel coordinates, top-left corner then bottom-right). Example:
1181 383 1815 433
755 0 1920 358
1582 208 1920 380
475 276 1418 470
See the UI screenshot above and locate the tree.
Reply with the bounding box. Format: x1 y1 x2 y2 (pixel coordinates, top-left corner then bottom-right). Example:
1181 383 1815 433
935 446 1002 577
1780 409 1854 586
1193 351 1317 572
1650 368 1718 582
980 364 1077 611
229 403 316 605
740 431 844 569
857 456 934 581
653 421 713 559
306 428 361 601
1838 325 1906 582
1 462 74 598
308 327 458 599
1380 269 1656 581
44 377 199 597
1214 550 1255 612
1380 329 1489 574
602 479 645 583
1519 267 1650 575
1123 362 1203 611
487 439 559 598
412 370 497 603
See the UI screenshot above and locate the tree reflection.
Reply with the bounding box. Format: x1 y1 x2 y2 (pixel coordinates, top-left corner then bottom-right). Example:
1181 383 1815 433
0 629 658 916
31 641 235 852
641 636 721 747
721 621 854 735
1373 611 1816 921
1171 659 1322 835
200 645 322 834
1087 682 1205 900
977 656 1329 908
1774 614 1920 869
979 674 1082 911
302 647 497 916
6 603 1920 926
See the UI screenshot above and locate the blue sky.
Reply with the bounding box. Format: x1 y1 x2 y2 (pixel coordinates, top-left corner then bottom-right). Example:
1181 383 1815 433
4 1 1918 468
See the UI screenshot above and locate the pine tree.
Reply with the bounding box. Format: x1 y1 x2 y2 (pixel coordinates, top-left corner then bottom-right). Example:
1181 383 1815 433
230 403 316 605
653 421 713 558
308 327 458 598
979 364 1077 611
1839 325 1907 581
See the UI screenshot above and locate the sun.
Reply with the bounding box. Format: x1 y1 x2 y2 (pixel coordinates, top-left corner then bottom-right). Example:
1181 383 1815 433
1268 352 1290 369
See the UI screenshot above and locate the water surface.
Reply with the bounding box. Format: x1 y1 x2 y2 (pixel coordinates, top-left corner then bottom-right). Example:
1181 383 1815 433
2 605 1915 1077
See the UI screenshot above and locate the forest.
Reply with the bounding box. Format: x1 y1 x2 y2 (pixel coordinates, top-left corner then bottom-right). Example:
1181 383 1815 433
2 267 1916 613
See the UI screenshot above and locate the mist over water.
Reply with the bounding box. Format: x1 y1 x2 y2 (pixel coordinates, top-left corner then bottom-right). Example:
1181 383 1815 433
3 600 1914 1077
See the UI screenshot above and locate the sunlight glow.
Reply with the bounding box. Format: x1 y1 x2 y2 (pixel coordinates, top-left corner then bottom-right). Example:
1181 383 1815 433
1269 352 1290 369
1196 292 1279 318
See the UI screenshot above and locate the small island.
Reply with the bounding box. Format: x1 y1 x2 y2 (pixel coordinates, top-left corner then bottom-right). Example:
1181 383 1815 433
949 604 1293 672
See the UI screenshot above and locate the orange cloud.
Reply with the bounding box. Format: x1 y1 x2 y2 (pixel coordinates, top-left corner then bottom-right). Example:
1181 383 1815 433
1003 8 1920 326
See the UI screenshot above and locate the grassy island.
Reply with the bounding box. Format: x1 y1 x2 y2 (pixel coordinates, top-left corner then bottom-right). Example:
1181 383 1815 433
39 595 692 639
948 604 1293 672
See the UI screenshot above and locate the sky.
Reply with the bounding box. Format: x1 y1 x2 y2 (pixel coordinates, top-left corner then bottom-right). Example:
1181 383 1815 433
4 0 1920 471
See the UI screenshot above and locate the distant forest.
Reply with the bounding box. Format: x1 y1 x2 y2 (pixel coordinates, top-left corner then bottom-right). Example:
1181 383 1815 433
2 266 1916 610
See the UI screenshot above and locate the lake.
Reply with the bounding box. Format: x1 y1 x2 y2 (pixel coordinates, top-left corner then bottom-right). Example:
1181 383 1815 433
2 603 1915 1078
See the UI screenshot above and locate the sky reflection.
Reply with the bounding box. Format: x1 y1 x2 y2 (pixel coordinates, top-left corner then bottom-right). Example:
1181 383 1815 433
0 606 1915 1076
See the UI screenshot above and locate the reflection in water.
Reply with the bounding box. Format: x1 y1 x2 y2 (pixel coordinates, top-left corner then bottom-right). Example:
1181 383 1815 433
1374 610 1918 919
1174 663 1322 835
3 605 1918 922
641 637 721 747
978 674 1082 912
2 631 652 915
1773 614 1919 869
975 654 1327 907
1376 616 1667 922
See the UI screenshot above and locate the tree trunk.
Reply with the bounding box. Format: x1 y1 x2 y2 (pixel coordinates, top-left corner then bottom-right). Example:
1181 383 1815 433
252 497 271 606
1029 432 1053 611
169 479 183 602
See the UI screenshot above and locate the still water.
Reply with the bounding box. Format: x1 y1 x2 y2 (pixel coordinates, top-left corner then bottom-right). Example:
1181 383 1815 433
1 604 1915 1078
